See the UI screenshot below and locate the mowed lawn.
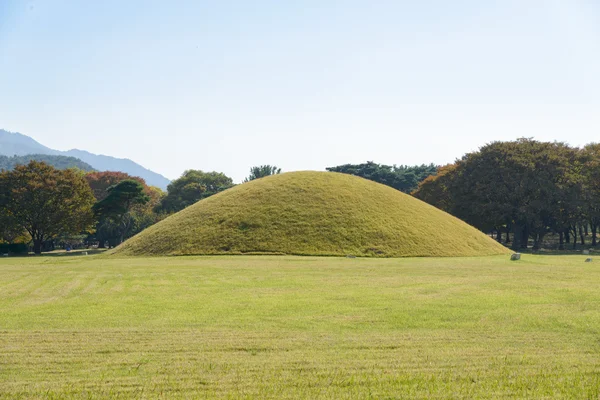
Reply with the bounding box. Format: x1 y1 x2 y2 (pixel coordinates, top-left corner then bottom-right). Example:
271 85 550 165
1 255 599 399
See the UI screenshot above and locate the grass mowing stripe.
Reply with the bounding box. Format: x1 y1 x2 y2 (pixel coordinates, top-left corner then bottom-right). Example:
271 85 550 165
1 254 599 398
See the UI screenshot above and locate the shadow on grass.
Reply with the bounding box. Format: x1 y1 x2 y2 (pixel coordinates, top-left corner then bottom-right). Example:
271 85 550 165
2 249 108 258
513 248 599 256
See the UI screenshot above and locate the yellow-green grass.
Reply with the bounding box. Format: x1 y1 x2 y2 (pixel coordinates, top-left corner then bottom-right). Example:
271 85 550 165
113 171 509 257
1 254 600 398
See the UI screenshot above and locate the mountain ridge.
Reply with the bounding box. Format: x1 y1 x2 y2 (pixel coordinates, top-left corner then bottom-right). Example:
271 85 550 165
0 154 95 172
0 129 170 189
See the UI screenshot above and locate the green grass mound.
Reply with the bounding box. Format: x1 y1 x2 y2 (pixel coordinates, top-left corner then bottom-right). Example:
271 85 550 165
113 171 510 257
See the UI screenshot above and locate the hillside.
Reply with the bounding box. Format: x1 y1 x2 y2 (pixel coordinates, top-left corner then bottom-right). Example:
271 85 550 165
0 154 95 172
0 129 170 189
113 171 509 257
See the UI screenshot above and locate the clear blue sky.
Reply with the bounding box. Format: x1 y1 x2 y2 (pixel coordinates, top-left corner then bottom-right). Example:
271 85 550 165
1 0 599 183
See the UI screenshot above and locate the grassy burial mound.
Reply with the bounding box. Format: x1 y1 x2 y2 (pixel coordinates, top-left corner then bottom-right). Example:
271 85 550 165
113 171 509 257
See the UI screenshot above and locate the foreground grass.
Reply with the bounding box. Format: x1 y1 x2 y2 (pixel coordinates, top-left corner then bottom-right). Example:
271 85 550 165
0 254 599 398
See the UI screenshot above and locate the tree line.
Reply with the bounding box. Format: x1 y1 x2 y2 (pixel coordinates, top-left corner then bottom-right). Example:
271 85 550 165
413 138 600 251
327 162 437 194
0 154 95 171
0 162 282 254
7 140 598 255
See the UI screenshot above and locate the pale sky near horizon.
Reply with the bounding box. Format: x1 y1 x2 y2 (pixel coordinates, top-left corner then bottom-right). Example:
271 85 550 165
1 0 599 183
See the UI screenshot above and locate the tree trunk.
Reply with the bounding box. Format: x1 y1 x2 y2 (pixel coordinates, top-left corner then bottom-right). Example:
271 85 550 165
532 234 540 250
520 226 529 249
511 224 522 251
532 233 545 250
559 231 564 250
592 224 598 246
98 239 106 249
579 224 585 246
565 230 570 244
119 213 132 245
33 240 42 255
585 224 589 236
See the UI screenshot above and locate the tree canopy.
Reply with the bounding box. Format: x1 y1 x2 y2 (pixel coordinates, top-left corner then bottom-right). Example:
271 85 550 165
85 172 165 248
85 171 147 201
413 139 596 250
93 179 150 244
326 162 437 193
0 161 96 254
156 170 234 213
244 165 282 182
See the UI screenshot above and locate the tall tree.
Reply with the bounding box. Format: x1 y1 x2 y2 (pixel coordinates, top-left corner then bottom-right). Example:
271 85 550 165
93 180 150 244
156 170 233 213
581 143 600 246
86 172 165 247
454 140 578 250
413 139 581 251
0 161 96 254
244 165 282 182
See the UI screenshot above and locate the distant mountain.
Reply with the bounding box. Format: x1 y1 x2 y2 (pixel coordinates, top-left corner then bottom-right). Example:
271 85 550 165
0 154 95 172
0 129 170 189
0 129 60 156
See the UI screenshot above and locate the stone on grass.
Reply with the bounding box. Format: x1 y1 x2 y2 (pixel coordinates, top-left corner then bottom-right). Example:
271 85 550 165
510 253 521 261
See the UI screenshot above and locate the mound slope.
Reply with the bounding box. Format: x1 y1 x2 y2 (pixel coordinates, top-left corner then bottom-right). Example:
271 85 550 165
113 171 509 257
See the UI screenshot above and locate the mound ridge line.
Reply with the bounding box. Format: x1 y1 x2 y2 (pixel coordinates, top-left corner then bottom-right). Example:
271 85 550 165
112 171 510 257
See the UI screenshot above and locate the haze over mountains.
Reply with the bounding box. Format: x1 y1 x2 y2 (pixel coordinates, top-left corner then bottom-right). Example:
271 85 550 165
0 130 170 189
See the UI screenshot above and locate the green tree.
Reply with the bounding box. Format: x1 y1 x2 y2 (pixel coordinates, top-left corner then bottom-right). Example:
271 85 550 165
127 186 167 239
93 180 150 244
581 143 600 246
327 162 437 193
244 165 282 182
0 206 24 243
414 139 580 251
0 161 96 254
85 171 147 201
412 163 458 213
85 172 165 247
157 170 233 213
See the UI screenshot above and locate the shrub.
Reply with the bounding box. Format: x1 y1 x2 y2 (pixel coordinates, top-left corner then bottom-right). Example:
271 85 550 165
0 243 29 255
9 243 29 254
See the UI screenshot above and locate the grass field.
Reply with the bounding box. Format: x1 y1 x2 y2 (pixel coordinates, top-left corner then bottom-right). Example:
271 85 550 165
1 254 599 398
